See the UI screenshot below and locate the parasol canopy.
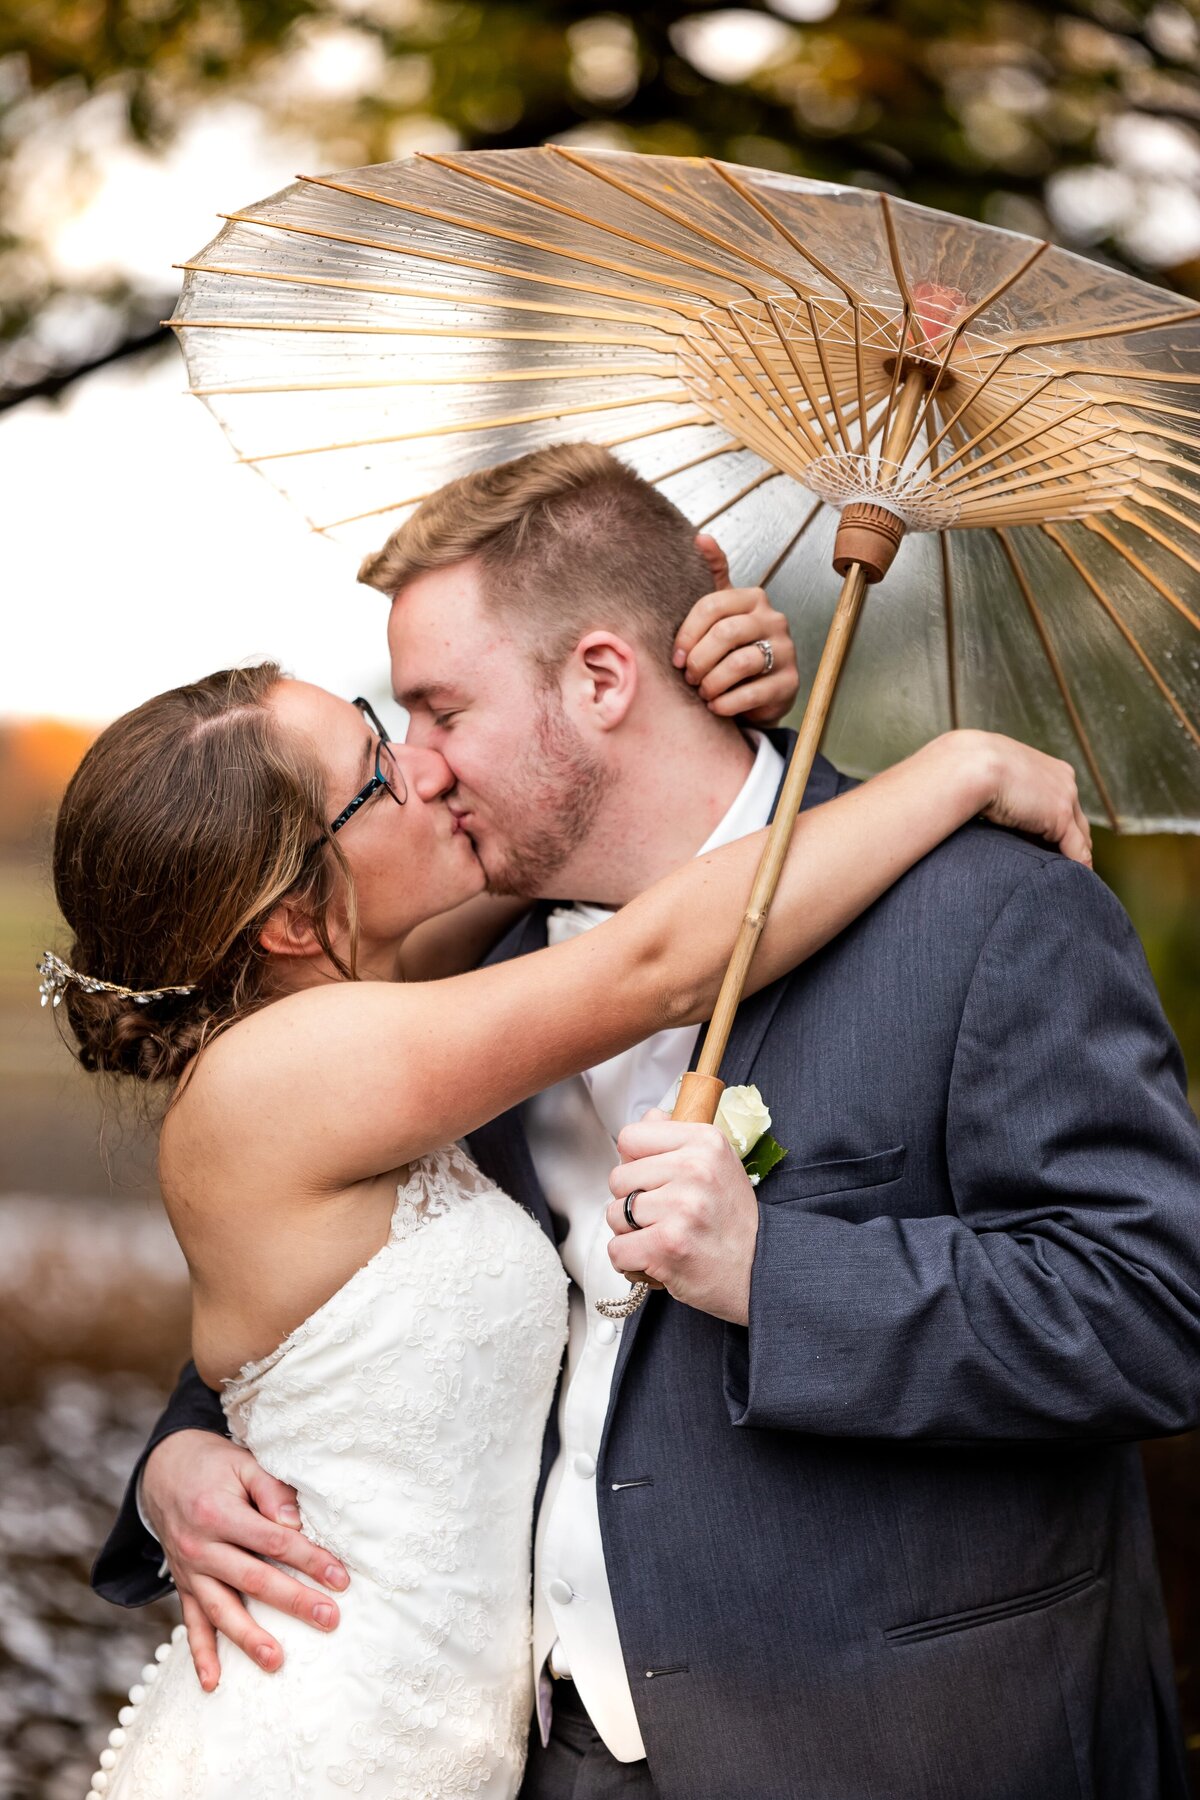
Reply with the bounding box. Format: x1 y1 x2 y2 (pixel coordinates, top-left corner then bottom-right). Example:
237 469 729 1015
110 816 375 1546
171 146 1200 834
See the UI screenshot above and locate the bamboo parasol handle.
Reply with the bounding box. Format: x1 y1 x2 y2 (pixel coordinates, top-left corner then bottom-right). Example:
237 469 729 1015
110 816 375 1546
684 366 924 1102
692 557 870 1087
608 558 870 1308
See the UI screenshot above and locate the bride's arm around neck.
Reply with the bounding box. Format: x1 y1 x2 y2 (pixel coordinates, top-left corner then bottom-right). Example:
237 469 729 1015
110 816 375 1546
171 730 1085 1207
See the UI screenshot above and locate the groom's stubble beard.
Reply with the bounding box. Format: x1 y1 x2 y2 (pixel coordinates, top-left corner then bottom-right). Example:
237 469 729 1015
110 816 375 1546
475 685 612 899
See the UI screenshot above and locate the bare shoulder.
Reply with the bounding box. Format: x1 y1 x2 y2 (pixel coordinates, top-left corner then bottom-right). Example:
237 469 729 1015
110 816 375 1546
161 980 450 1193
183 983 429 1093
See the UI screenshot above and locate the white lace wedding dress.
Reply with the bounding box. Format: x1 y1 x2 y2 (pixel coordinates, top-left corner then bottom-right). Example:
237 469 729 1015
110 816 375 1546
92 1145 569 1800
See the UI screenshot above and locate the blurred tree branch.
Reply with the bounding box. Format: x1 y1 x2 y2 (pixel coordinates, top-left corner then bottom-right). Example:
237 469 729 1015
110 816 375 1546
0 323 169 415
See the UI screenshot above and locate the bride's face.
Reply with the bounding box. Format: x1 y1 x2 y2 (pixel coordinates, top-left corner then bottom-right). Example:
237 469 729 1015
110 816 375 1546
267 680 486 951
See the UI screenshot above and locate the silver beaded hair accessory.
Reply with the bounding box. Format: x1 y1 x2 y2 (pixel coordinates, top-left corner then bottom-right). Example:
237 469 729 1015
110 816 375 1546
37 951 196 1009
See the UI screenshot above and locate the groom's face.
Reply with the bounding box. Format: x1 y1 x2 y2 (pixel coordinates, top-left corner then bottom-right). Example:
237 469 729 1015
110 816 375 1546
388 557 609 897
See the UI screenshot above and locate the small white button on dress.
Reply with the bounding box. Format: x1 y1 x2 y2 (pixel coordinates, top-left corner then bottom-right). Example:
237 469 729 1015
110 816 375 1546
548 1579 575 1606
574 1453 597 1479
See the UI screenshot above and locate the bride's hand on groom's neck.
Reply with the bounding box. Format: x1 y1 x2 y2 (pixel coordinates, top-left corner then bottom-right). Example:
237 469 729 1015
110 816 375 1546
672 535 800 727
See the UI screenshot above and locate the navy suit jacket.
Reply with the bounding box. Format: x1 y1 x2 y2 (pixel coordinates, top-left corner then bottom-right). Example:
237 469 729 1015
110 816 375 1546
95 738 1200 1800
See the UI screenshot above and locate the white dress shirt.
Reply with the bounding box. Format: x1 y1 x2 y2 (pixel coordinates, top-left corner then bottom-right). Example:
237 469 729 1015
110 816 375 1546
526 731 784 1759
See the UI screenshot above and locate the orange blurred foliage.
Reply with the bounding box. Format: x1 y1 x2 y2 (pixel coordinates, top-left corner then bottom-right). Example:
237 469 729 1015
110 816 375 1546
0 719 96 852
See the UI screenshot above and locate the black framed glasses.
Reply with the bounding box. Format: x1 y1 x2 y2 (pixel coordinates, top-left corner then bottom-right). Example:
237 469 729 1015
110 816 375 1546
329 697 408 834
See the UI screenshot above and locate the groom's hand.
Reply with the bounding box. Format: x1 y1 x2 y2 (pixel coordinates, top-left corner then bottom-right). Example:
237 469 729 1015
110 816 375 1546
142 1430 349 1689
673 534 800 726
605 1111 759 1325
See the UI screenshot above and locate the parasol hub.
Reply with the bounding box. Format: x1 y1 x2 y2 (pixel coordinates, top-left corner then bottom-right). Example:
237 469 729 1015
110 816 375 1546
832 501 906 584
908 280 969 354
679 296 1142 535
803 450 962 533
880 352 958 396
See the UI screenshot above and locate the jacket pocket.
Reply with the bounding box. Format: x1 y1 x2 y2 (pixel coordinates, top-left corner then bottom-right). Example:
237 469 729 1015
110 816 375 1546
757 1143 906 1204
884 1568 1100 1646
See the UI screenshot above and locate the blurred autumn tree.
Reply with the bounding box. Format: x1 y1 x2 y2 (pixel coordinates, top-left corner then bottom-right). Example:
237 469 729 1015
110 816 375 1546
3 0 1200 410
0 720 94 848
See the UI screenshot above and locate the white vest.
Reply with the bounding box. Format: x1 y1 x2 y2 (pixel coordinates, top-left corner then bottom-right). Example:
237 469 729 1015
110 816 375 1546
526 732 784 1759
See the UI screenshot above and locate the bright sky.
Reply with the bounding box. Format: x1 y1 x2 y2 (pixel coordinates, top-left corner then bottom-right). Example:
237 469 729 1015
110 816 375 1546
0 92 400 728
0 352 390 725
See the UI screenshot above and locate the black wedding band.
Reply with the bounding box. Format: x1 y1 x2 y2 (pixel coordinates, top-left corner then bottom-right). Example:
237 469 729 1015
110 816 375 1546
623 1190 644 1231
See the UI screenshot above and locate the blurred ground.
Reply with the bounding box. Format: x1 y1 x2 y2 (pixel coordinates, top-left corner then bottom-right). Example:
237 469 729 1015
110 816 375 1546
0 1351 185 1799
2 854 190 1798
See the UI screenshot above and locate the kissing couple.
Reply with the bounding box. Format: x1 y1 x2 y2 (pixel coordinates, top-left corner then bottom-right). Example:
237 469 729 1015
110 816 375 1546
54 444 1199 1799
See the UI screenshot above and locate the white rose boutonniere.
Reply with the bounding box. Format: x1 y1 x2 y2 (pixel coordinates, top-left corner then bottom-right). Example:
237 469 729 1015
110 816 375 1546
713 1085 772 1159
661 1080 788 1187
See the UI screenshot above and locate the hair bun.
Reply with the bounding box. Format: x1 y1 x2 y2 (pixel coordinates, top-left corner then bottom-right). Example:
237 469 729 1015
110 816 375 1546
61 979 209 1083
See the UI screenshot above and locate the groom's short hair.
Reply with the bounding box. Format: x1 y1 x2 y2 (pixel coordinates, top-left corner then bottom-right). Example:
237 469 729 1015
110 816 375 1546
358 442 714 681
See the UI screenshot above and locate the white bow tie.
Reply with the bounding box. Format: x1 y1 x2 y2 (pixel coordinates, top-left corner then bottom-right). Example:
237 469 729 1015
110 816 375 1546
546 903 694 1143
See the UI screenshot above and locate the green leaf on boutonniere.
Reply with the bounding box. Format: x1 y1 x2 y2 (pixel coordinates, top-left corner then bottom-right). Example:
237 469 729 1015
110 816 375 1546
743 1132 788 1186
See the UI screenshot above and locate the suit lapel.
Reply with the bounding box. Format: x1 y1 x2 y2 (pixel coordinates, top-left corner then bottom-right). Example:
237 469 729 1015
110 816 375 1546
464 905 559 1246
610 735 844 1390
695 732 840 1088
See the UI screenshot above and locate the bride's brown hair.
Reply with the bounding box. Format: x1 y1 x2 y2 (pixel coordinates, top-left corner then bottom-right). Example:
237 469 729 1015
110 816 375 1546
52 663 357 1085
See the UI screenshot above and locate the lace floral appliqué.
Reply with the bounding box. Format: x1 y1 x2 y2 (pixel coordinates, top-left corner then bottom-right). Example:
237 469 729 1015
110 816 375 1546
96 1144 568 1800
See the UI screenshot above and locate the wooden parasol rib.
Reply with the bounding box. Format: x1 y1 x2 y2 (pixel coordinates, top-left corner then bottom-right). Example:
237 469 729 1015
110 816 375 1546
175 258 686 333
311 420 737 534
236 390 695 465
1042 524 1200 752
298 172 770 309
1082 518 1200 631
939 532 960 731
995 530 1121 830
216 207 710 321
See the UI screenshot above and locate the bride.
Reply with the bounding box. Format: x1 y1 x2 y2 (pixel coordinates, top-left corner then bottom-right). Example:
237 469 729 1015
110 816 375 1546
50 637 1086 1797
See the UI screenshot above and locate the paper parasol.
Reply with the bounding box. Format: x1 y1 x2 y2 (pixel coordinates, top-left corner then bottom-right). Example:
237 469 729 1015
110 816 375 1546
171 148 1200 1307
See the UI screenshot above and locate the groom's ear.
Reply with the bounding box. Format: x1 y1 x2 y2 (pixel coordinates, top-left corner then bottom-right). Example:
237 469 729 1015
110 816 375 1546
259 899 325 963
569 631 638 733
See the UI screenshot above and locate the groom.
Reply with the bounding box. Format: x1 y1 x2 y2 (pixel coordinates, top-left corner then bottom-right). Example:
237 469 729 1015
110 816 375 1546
95 444 1200 1798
